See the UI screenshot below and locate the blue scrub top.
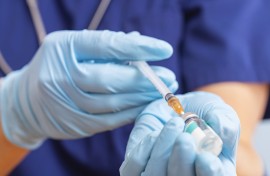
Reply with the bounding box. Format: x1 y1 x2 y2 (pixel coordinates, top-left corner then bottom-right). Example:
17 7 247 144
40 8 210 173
1 0 270 175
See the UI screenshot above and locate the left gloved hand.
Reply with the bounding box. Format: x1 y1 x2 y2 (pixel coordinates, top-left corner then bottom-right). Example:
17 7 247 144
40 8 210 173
120 92 240 176
0 30 177 149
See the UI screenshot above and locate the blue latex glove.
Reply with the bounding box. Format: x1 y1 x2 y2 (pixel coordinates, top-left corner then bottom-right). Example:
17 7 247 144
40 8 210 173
0 30 178 149
120 92 240 176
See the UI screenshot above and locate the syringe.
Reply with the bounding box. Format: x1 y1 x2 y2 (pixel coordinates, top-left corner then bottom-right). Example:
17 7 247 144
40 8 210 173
132 61 223 156
131 61 184 115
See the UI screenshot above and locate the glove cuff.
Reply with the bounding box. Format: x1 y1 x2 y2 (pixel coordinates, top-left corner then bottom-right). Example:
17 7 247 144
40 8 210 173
0 70 45 149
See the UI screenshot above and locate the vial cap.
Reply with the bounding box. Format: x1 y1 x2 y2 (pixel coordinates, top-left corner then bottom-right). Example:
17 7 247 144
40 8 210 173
180 112 199 121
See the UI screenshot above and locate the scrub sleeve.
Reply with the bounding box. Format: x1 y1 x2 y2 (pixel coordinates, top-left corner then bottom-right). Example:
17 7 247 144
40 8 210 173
181 0 270 90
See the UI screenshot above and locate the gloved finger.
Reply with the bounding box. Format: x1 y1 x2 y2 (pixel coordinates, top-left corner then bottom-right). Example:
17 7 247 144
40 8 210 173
65 83 177 114
178 92 240 161
123 98 180 156
40 103 146 139
66 65 178 113
141 117 184 176
74 30 173 61
50 30 173 61
136 97 177 126
125 104 170 155
218 155 237 176
195 152 224 176
71 64 177 93
127 31 141 36
204 107 239 163
120 131 159 176
167 133 197 176
203 108 240 164
63 71 177 114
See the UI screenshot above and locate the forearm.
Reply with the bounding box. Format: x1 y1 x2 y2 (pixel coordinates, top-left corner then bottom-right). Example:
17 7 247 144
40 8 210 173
197 82 269 176
0 118 29 175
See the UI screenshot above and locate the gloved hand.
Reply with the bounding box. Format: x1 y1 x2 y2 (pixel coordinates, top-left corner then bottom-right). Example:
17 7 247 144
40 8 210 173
120 92 240 176
0 30 178 149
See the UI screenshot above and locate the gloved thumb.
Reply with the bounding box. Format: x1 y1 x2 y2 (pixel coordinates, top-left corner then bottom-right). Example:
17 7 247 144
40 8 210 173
195 152 224 176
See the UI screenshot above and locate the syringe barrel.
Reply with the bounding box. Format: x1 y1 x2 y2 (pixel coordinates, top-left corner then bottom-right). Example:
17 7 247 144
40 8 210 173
131 61 171 98
166 94 185 115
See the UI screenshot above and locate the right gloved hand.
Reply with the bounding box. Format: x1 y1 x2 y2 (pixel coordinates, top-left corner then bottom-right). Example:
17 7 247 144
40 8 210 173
120 92 240 176
0 30 177 149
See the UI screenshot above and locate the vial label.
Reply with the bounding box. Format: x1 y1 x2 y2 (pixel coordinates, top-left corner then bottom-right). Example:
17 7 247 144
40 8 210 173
185 121 206 145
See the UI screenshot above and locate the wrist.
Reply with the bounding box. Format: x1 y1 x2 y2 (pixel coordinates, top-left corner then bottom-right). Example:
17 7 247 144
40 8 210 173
0 71 45 149
0 107 29 175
